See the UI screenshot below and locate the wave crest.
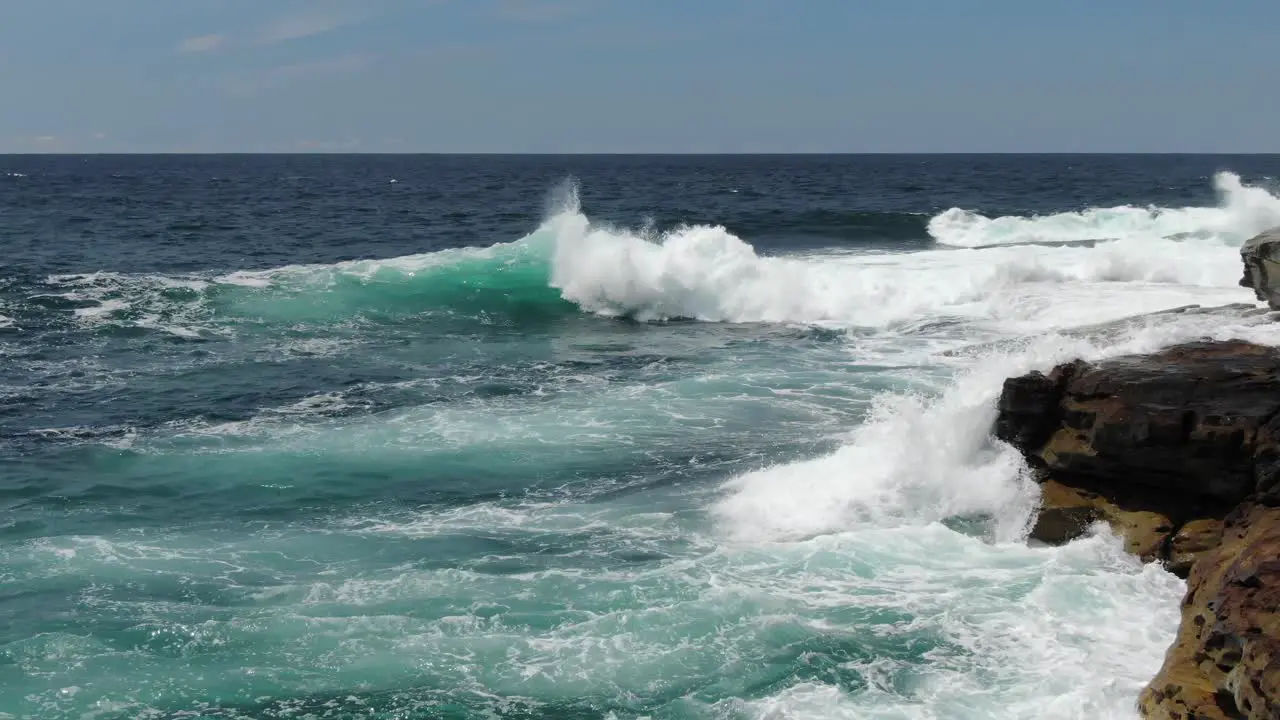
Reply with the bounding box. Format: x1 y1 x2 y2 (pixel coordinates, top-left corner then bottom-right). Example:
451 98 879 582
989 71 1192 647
20 173 1274 333
927 172 1280 248
541 185 1249 327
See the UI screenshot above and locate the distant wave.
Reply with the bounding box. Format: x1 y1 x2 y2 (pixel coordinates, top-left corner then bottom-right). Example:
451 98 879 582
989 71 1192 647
928 171 1280 247
16 174 1272 334
543 182 1245 324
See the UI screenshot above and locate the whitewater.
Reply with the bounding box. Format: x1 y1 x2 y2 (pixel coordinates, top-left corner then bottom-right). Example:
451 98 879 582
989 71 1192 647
5 160 1280 720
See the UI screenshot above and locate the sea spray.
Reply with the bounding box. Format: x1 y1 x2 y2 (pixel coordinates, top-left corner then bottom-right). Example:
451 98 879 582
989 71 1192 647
8 159 1280 719
29 172 1279 333
928 171 1280 248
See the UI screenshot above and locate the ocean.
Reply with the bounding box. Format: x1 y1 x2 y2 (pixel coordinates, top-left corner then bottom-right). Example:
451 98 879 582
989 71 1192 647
4 154 1280 719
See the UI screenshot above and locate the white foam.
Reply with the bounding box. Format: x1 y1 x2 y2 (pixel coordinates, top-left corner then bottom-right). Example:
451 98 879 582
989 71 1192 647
542 183 1258 327
72 298 129 321
18 174 1280 719
43 272 219 335
713 306 1280 543
215 237 530 288
723 531 1185 720
35 173 1269 336
705 253 1280 716
929 172 1280 248
214 273 273 288
134 315 203 339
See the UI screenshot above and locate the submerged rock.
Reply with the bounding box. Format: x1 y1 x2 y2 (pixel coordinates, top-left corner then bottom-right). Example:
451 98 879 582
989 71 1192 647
1240 229 1280 310
942 303 1266 361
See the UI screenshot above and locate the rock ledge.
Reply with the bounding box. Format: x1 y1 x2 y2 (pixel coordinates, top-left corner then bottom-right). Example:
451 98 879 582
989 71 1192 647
995 339 1280 719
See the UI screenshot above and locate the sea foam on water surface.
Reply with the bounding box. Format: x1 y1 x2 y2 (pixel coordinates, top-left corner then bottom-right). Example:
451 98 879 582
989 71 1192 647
542 173 1266 326
25 172 1273 335
927 171 1280 248
698 174 1280 717
9 171 1280 719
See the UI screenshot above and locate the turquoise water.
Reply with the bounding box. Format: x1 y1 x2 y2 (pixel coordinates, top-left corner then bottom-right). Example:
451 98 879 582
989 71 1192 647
7 156 1280 718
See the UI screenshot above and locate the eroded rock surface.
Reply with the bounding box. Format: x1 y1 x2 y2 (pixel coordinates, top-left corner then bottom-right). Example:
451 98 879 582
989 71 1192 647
994 338 1280 719
1240 229 1280 310
1139 504 1280 720
997 340 1280 511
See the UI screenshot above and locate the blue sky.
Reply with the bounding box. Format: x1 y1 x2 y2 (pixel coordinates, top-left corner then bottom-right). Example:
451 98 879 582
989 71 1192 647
1 0 1277 153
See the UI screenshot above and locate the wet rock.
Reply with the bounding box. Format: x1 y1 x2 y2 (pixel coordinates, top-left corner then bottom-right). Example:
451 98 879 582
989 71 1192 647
1139 505 1280 720
994 336 1280 719
1029 478 1179 562
1029 503 1098 545
1240 229 1280 310
995 362 1081 452
997 340 1280 508
1167 519 1225 578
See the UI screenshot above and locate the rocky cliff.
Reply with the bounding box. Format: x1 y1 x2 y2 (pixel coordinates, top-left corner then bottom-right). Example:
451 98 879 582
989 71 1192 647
993 234 1280 719
996 339 1280 566
1240 229 1280 310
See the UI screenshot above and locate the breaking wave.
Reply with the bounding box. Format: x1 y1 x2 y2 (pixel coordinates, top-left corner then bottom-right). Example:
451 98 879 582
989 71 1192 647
10 165 1280 720
12 173 1274 334
929 172 1280 248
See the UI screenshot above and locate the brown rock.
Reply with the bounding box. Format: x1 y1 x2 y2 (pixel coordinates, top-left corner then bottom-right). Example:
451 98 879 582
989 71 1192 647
993 329 1280 719
1140 505 1280 720
1030 505 1099 545
1029 479 1174 563
1240 229 1280 310
998 340 1280 507
1028 479 1100 544
1167 519 1225 578
997 340 1280 520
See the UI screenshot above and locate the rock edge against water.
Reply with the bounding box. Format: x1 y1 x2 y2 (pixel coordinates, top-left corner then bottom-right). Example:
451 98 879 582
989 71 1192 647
1241 229 1280 310
994 231 1280 720
996 341 1280 719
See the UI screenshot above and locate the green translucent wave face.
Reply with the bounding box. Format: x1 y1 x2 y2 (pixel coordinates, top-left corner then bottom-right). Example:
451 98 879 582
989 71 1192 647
211 230 572 326
21 229 575 339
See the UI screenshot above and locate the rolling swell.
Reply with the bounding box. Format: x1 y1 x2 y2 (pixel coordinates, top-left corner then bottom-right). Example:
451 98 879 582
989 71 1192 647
216 233 572 324
6 233 575 335
9 171 1277 335
12 157 1280 720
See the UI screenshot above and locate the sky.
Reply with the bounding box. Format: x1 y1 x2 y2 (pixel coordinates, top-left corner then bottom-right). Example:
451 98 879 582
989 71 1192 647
1 0 1278 153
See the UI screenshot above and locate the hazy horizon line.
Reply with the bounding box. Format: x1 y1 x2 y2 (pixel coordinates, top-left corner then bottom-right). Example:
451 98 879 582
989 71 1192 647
5 151 1280 157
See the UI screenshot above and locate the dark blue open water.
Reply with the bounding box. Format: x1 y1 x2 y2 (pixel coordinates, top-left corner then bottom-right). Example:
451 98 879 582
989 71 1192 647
4 155 1280 719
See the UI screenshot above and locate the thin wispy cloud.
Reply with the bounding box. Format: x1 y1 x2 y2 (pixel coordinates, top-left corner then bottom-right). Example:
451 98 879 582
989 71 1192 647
15 135 70 152
256 9 363 44
177 34 225 53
